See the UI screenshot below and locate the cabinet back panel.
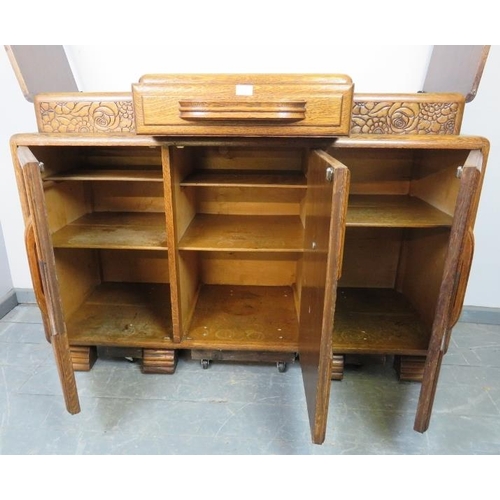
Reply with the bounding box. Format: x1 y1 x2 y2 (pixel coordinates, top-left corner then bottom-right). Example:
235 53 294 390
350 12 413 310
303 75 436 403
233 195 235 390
100 249 169 283
193 147 304 171
54 248 100 319
199 252 299 286
195 186 304 216
92 182 165 212
80 146 162 168
339 227 403 288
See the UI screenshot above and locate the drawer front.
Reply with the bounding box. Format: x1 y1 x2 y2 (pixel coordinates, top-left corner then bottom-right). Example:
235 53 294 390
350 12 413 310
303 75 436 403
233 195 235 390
132 74 353 137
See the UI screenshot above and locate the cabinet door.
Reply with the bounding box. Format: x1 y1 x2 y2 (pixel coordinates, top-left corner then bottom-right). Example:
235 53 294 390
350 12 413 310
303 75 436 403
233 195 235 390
17 146 80 415
299 149 349 444
414 150 483 432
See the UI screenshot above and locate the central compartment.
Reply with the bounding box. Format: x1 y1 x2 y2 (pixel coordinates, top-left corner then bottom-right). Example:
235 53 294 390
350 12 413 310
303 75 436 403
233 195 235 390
169 146 308 351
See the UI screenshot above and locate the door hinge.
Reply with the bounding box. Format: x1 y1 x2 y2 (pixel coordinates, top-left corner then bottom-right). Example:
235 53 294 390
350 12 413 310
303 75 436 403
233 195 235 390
326 167 334 182
39 162 45 173
456 166 463 178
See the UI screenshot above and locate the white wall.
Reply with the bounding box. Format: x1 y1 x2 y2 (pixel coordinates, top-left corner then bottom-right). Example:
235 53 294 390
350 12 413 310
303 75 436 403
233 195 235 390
461 45 500 308
1 45 498 307
0 49 38 289
0 222 13 297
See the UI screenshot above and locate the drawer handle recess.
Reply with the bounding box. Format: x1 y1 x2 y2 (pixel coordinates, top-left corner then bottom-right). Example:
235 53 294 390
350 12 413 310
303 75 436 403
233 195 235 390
178 100 306 122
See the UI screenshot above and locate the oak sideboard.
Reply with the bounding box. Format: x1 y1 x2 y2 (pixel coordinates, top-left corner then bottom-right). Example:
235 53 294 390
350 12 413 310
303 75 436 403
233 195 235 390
10 74 489 444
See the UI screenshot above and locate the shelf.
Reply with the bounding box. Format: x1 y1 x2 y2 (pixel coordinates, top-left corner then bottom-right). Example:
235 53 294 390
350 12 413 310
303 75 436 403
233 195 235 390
347 195 453 228
45 168 163 182
332 288 431 355
184 285 299 351
52 212 167 250
66 283 173 347
180 170 307 188
178 214 304 252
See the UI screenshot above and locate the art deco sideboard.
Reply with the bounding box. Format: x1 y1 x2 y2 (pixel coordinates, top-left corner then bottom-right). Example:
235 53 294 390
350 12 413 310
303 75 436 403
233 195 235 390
10 74 489 444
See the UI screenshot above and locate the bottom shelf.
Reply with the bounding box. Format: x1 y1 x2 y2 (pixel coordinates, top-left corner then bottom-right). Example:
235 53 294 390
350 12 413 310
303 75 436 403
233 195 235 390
332 288 431 355
67 282 173 347
185 285 299 351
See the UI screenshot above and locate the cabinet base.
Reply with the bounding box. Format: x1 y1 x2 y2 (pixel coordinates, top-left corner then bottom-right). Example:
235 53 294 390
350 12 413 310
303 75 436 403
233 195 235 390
141 349 178 374
70 346 97 371
394 355 426 382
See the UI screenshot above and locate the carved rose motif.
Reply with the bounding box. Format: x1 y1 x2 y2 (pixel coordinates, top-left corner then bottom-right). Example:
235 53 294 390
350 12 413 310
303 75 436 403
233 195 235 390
387 102 419 133
351 100 459 135
38 100 136 133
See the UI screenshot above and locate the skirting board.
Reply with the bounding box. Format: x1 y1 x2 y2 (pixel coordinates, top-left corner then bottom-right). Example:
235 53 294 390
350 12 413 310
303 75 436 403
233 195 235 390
0 289 18 319
4 289 500 326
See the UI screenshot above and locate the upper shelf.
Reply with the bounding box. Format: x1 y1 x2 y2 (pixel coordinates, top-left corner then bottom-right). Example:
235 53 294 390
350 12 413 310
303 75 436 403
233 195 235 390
346 195 453 228
45 168 163 182
180 170 307 189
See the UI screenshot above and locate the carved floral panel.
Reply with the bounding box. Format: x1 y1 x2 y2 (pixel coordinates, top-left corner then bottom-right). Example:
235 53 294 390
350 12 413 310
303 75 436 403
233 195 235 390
351 101 461 135
38 100 136 133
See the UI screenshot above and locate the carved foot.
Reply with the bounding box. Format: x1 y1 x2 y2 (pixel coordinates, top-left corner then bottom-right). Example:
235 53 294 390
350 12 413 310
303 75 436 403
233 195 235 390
394 355 426 382
141 349 177 374
331 354 345 381
70 346 97 371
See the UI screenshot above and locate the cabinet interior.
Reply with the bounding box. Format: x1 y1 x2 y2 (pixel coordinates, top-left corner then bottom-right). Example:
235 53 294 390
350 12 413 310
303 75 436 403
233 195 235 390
332 146 470 355
170 146 308 351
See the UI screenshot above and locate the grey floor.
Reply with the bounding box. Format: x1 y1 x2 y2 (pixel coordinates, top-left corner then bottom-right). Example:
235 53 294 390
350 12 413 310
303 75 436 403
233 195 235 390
1 304 500 455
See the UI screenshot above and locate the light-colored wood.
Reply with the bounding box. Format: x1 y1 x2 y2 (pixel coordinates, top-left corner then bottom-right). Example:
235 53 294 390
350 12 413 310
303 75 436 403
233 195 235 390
299 150 349 445
142 349 177 374
347 195 453 228
44 181 91 234
54 248 100 320
133 74 354 137
92 181 164 213
66 283 173 347
339 227 403 288
192 147 304 171
46 169 163 182
200 252 298 286
100 249 169 284
70 346 97 371
184 285 299 351
194 186 305 216
333 288 430 355
179 214 304 252
181 170 306 188
51 212 167 250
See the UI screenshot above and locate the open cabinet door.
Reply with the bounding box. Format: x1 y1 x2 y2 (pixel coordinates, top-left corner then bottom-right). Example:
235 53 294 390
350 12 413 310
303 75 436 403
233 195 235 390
17 146 80 414
414 150 483 432
299 149 349 444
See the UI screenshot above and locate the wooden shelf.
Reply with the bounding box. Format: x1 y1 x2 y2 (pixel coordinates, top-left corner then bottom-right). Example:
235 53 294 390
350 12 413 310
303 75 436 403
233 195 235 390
52 212 167 250
184 285 299 351
45 168 163 182
66 283 173 347
347 195 453 228
332 288 431 355
178 214 304 252
180 170 307 188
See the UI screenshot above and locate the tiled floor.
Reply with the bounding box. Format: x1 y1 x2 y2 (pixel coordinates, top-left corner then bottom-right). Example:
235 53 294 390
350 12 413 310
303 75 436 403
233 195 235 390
1 304 500 454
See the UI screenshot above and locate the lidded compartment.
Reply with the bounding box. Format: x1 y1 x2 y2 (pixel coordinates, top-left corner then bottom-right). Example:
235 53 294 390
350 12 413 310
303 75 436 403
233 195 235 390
132 74 354 137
